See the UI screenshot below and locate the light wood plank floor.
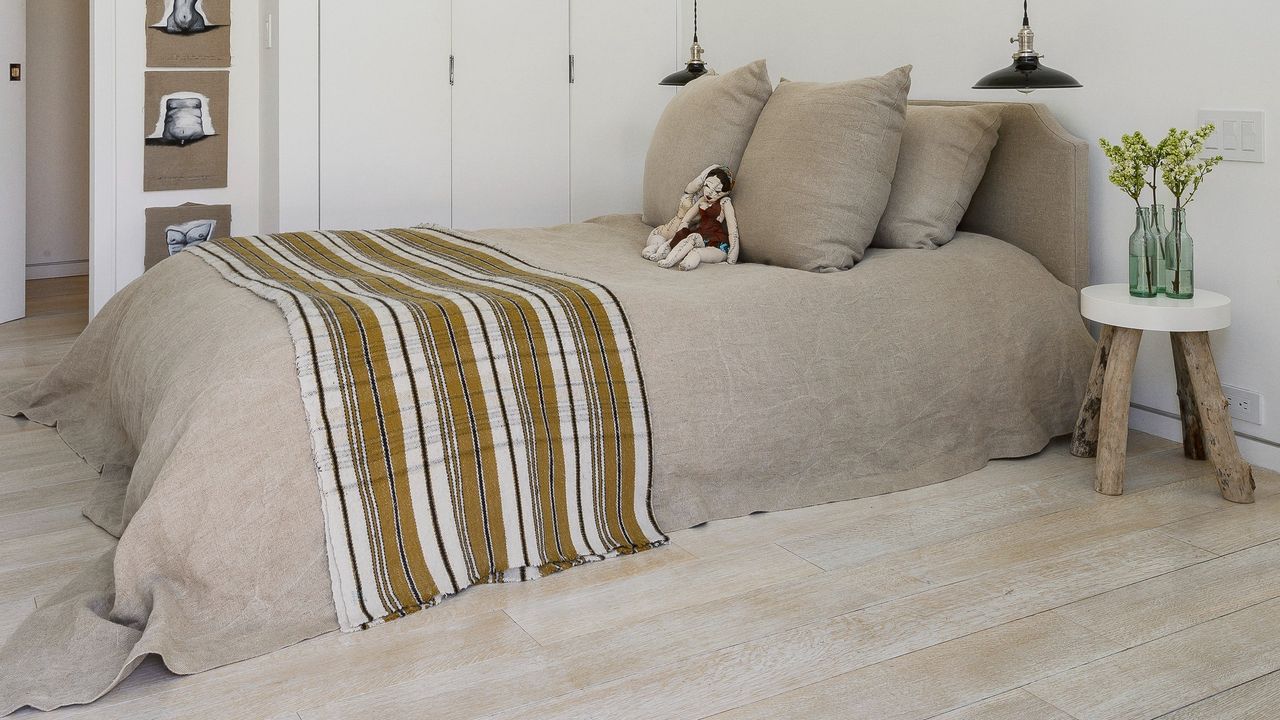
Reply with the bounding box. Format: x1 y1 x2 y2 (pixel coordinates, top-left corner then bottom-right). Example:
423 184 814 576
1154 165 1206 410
3 277 1280 719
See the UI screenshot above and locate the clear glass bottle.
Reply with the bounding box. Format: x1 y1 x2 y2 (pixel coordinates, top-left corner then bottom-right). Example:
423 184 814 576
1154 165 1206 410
1164 207 1194 299
1128 206 1157 298
1149 203 1168 294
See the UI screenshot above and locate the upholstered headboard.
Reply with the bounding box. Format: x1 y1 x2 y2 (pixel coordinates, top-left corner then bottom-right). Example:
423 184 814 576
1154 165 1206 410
911 100 1090 292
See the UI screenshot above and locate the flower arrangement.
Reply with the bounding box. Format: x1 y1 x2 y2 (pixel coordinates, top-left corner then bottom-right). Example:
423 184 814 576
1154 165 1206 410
1160 125 1223 210
1100 124 1223 298
1100 131 1160 295
1099 131 1153 206
1161 126 1222 297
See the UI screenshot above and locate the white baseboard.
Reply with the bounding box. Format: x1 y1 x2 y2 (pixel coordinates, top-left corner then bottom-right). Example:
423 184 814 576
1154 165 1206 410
26 261 89 280
1130 404 1280 473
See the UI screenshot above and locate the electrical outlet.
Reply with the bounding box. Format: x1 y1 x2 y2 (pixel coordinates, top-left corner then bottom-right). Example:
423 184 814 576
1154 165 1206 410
1222 384 1262 425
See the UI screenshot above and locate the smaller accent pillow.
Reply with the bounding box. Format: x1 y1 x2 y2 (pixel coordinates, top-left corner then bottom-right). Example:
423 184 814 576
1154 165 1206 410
872 105 1003 249
735 66 913 272
642 60 773 227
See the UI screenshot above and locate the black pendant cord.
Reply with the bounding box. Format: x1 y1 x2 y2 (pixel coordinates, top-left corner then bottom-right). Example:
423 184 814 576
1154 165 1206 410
658 0 710 85
972 0 1082 89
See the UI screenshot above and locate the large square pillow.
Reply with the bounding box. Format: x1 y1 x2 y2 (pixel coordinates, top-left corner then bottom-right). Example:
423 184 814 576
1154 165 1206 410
735 66 912 271
872 104 1003 249
641 60 772 227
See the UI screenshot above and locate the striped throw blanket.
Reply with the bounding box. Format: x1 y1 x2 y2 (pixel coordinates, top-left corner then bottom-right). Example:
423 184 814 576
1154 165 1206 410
191 227 665 630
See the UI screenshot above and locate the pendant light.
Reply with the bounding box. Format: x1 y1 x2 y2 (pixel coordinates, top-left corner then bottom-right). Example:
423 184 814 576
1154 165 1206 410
660 0 710 86
973 0 1082 93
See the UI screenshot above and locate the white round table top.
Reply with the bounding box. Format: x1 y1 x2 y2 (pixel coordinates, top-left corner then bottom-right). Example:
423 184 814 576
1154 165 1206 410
1080 284 1231 332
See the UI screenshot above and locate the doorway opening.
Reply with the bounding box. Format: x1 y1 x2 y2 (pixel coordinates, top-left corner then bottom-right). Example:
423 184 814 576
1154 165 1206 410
1 0 91 325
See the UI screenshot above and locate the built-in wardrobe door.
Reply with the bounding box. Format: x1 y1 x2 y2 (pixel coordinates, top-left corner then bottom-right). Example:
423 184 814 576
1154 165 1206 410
318 0 452 229
451 0 570 230
569 0 675 222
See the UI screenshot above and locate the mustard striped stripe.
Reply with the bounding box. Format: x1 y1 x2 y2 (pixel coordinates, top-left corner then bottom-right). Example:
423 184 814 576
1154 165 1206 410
190 226 665 630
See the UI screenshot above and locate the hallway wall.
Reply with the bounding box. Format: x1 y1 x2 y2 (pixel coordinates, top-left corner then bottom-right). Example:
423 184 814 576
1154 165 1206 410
26 0 90 279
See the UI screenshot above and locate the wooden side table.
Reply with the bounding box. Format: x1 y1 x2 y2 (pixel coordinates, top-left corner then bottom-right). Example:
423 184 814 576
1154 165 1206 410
1070 284 1254 503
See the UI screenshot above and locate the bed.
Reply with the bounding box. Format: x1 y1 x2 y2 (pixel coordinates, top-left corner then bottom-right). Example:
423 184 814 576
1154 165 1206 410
0 101 1094 713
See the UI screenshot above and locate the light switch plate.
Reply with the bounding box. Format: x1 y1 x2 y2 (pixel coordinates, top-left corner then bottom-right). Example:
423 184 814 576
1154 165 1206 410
1198 109 1265 162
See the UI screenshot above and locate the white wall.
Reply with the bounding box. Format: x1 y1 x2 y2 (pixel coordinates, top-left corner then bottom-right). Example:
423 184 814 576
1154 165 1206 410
258 0 318 234
90 0 261 313
26 0 90 281
257 0 279 234
0 0 26 323
570 0 677 221
681 0 1280 469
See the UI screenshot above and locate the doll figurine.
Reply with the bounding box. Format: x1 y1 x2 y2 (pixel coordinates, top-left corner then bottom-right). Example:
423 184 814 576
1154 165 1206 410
643 166 740 271
642 164 718 261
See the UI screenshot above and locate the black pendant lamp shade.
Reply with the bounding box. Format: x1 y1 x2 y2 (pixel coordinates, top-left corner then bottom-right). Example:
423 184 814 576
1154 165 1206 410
973 1 1081 93
660 0 710 86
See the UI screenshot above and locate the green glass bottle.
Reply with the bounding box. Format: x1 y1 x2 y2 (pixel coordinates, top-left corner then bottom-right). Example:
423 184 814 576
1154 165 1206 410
1128 206 1157 298
1164 207 1194 299
1149 203 1168 294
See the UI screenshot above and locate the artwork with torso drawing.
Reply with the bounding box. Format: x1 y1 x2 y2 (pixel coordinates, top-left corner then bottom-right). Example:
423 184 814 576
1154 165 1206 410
142 71 228 191
166 220 217 255
144 204 232 269
146 92 216 146
145 0 231 68
153 0 216 34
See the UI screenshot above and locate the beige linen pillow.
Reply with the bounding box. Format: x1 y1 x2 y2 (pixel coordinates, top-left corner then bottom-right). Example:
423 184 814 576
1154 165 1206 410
872 105 1003 249
735 66 913 271
641 60 772 227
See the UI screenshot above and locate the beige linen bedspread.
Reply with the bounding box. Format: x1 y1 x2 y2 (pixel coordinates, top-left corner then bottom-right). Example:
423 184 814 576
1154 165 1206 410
0 214 1093 713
